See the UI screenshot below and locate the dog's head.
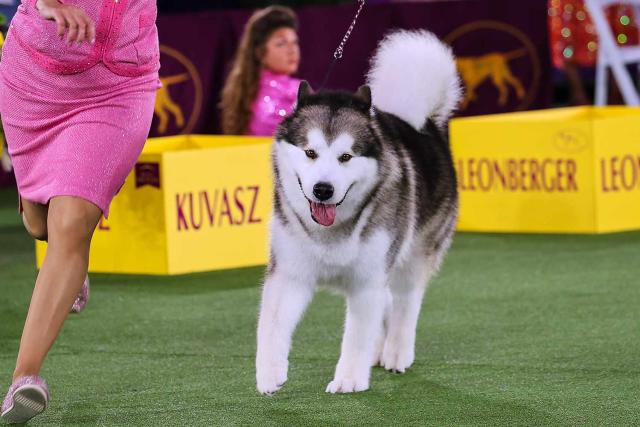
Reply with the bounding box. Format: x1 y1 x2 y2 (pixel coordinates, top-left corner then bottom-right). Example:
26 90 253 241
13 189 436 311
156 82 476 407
273 81 382 228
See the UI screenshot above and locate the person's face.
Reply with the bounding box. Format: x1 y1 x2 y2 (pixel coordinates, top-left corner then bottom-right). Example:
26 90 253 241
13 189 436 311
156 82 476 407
259 27 300 75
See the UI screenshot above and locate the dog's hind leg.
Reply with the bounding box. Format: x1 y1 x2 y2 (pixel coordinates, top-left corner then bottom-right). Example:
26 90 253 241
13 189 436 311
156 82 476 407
256 273 315 395
382 250 444 373
493 76 510 106
154 96 170 134
372 288 392 367
165 97 185 128
504 71 526 100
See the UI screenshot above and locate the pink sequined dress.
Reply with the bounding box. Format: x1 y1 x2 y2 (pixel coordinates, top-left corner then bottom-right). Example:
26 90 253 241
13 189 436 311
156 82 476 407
248 69 300 137
0 0 160 217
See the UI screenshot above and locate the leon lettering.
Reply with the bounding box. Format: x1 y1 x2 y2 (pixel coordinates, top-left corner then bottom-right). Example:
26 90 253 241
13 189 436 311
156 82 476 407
601 155 640 192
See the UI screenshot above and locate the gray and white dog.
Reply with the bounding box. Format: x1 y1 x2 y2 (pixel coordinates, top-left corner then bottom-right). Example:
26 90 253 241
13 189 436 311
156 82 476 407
256 30 462 394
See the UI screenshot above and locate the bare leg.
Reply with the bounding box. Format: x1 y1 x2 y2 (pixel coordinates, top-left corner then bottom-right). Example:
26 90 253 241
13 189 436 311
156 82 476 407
13 196 101 380
20 198 48 241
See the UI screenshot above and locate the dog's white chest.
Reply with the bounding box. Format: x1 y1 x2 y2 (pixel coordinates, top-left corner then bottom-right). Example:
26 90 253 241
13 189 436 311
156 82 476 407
297 228 392 281
308 236 361 268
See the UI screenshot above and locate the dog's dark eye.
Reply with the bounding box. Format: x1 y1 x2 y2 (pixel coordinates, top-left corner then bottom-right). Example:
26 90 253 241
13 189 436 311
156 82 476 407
305 149 318 160
339 153 353 163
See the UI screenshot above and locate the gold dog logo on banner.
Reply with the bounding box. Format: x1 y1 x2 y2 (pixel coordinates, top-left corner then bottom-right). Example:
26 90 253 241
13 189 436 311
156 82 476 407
456 49 527 109
154 45 204 135
156 73 189 134
445 21 541 112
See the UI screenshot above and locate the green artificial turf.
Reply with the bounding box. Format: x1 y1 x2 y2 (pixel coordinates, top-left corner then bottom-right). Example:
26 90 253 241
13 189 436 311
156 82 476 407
0 186 639 426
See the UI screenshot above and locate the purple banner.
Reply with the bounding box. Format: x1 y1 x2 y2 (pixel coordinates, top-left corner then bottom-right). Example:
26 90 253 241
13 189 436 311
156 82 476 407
151 0 552 137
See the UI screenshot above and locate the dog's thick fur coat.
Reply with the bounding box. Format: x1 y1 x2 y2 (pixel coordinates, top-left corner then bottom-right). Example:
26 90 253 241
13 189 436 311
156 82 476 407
256 30 461 394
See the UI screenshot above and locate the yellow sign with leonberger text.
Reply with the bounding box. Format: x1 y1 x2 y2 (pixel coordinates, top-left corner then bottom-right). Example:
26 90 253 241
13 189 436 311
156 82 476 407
451 106 640 233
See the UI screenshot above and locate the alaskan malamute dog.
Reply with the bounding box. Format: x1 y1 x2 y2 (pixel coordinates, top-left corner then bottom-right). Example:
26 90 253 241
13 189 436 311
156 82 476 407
256 30 462 394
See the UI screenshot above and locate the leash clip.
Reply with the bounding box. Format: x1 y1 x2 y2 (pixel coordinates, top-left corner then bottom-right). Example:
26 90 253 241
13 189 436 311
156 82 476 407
320 0 366 89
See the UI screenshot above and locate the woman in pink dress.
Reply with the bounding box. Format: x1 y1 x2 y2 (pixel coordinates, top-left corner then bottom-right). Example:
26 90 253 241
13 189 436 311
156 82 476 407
0 0 159 422
220 6 301 136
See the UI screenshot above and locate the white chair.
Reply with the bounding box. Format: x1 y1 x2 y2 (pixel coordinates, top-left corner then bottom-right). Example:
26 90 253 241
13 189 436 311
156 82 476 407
585 0 640 105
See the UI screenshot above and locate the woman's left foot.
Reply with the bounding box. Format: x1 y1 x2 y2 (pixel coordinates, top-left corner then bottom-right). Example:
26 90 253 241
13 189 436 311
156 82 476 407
70 276 90 314
1 375 49 424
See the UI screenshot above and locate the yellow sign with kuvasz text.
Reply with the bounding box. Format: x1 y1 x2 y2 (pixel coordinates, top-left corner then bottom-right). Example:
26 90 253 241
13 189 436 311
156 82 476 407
36 135 273 275
450 107 640 233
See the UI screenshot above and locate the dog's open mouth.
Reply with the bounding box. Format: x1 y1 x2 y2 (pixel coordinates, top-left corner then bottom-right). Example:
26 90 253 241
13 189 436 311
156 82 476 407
309 202 337 226
297 177 353 227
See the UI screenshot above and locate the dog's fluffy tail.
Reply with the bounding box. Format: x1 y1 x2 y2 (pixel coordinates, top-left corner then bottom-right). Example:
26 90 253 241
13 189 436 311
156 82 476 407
366 30 462 130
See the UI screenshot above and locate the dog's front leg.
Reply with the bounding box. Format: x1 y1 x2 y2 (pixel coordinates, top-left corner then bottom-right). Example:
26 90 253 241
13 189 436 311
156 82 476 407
256 272 315 395
326 283 387 394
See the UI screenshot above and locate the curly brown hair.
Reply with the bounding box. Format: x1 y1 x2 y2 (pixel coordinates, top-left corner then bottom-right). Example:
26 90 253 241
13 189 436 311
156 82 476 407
219 6 298 135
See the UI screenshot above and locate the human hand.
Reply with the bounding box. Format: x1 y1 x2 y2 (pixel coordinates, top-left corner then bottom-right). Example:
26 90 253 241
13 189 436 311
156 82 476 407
36 0 96 44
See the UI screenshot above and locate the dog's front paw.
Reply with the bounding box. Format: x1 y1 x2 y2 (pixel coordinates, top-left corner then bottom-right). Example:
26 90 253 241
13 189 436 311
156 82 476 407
325 374 369 394
256 359 288 396
381 337 415 373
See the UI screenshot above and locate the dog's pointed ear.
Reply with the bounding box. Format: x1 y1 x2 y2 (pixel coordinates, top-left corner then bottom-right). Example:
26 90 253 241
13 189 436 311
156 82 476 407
297 81 314 105
355 85 372 109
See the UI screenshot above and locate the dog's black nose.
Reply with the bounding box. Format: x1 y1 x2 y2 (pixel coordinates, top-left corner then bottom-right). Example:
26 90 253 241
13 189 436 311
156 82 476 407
313 182 334 201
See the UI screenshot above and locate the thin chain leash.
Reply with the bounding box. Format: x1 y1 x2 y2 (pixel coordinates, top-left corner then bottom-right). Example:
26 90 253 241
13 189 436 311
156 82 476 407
319 0 366 90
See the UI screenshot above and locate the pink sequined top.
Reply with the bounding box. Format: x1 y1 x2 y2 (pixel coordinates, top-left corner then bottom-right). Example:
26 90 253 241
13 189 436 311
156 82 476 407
248 69 300 137
9 0 160 76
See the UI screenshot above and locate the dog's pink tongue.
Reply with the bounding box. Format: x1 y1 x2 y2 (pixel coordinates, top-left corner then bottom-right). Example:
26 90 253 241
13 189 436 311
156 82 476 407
311 202 337 226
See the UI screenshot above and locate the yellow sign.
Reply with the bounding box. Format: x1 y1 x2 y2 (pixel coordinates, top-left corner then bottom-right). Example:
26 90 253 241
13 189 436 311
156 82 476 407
37 135 272 275
450 106 640 233
35 110 640 275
